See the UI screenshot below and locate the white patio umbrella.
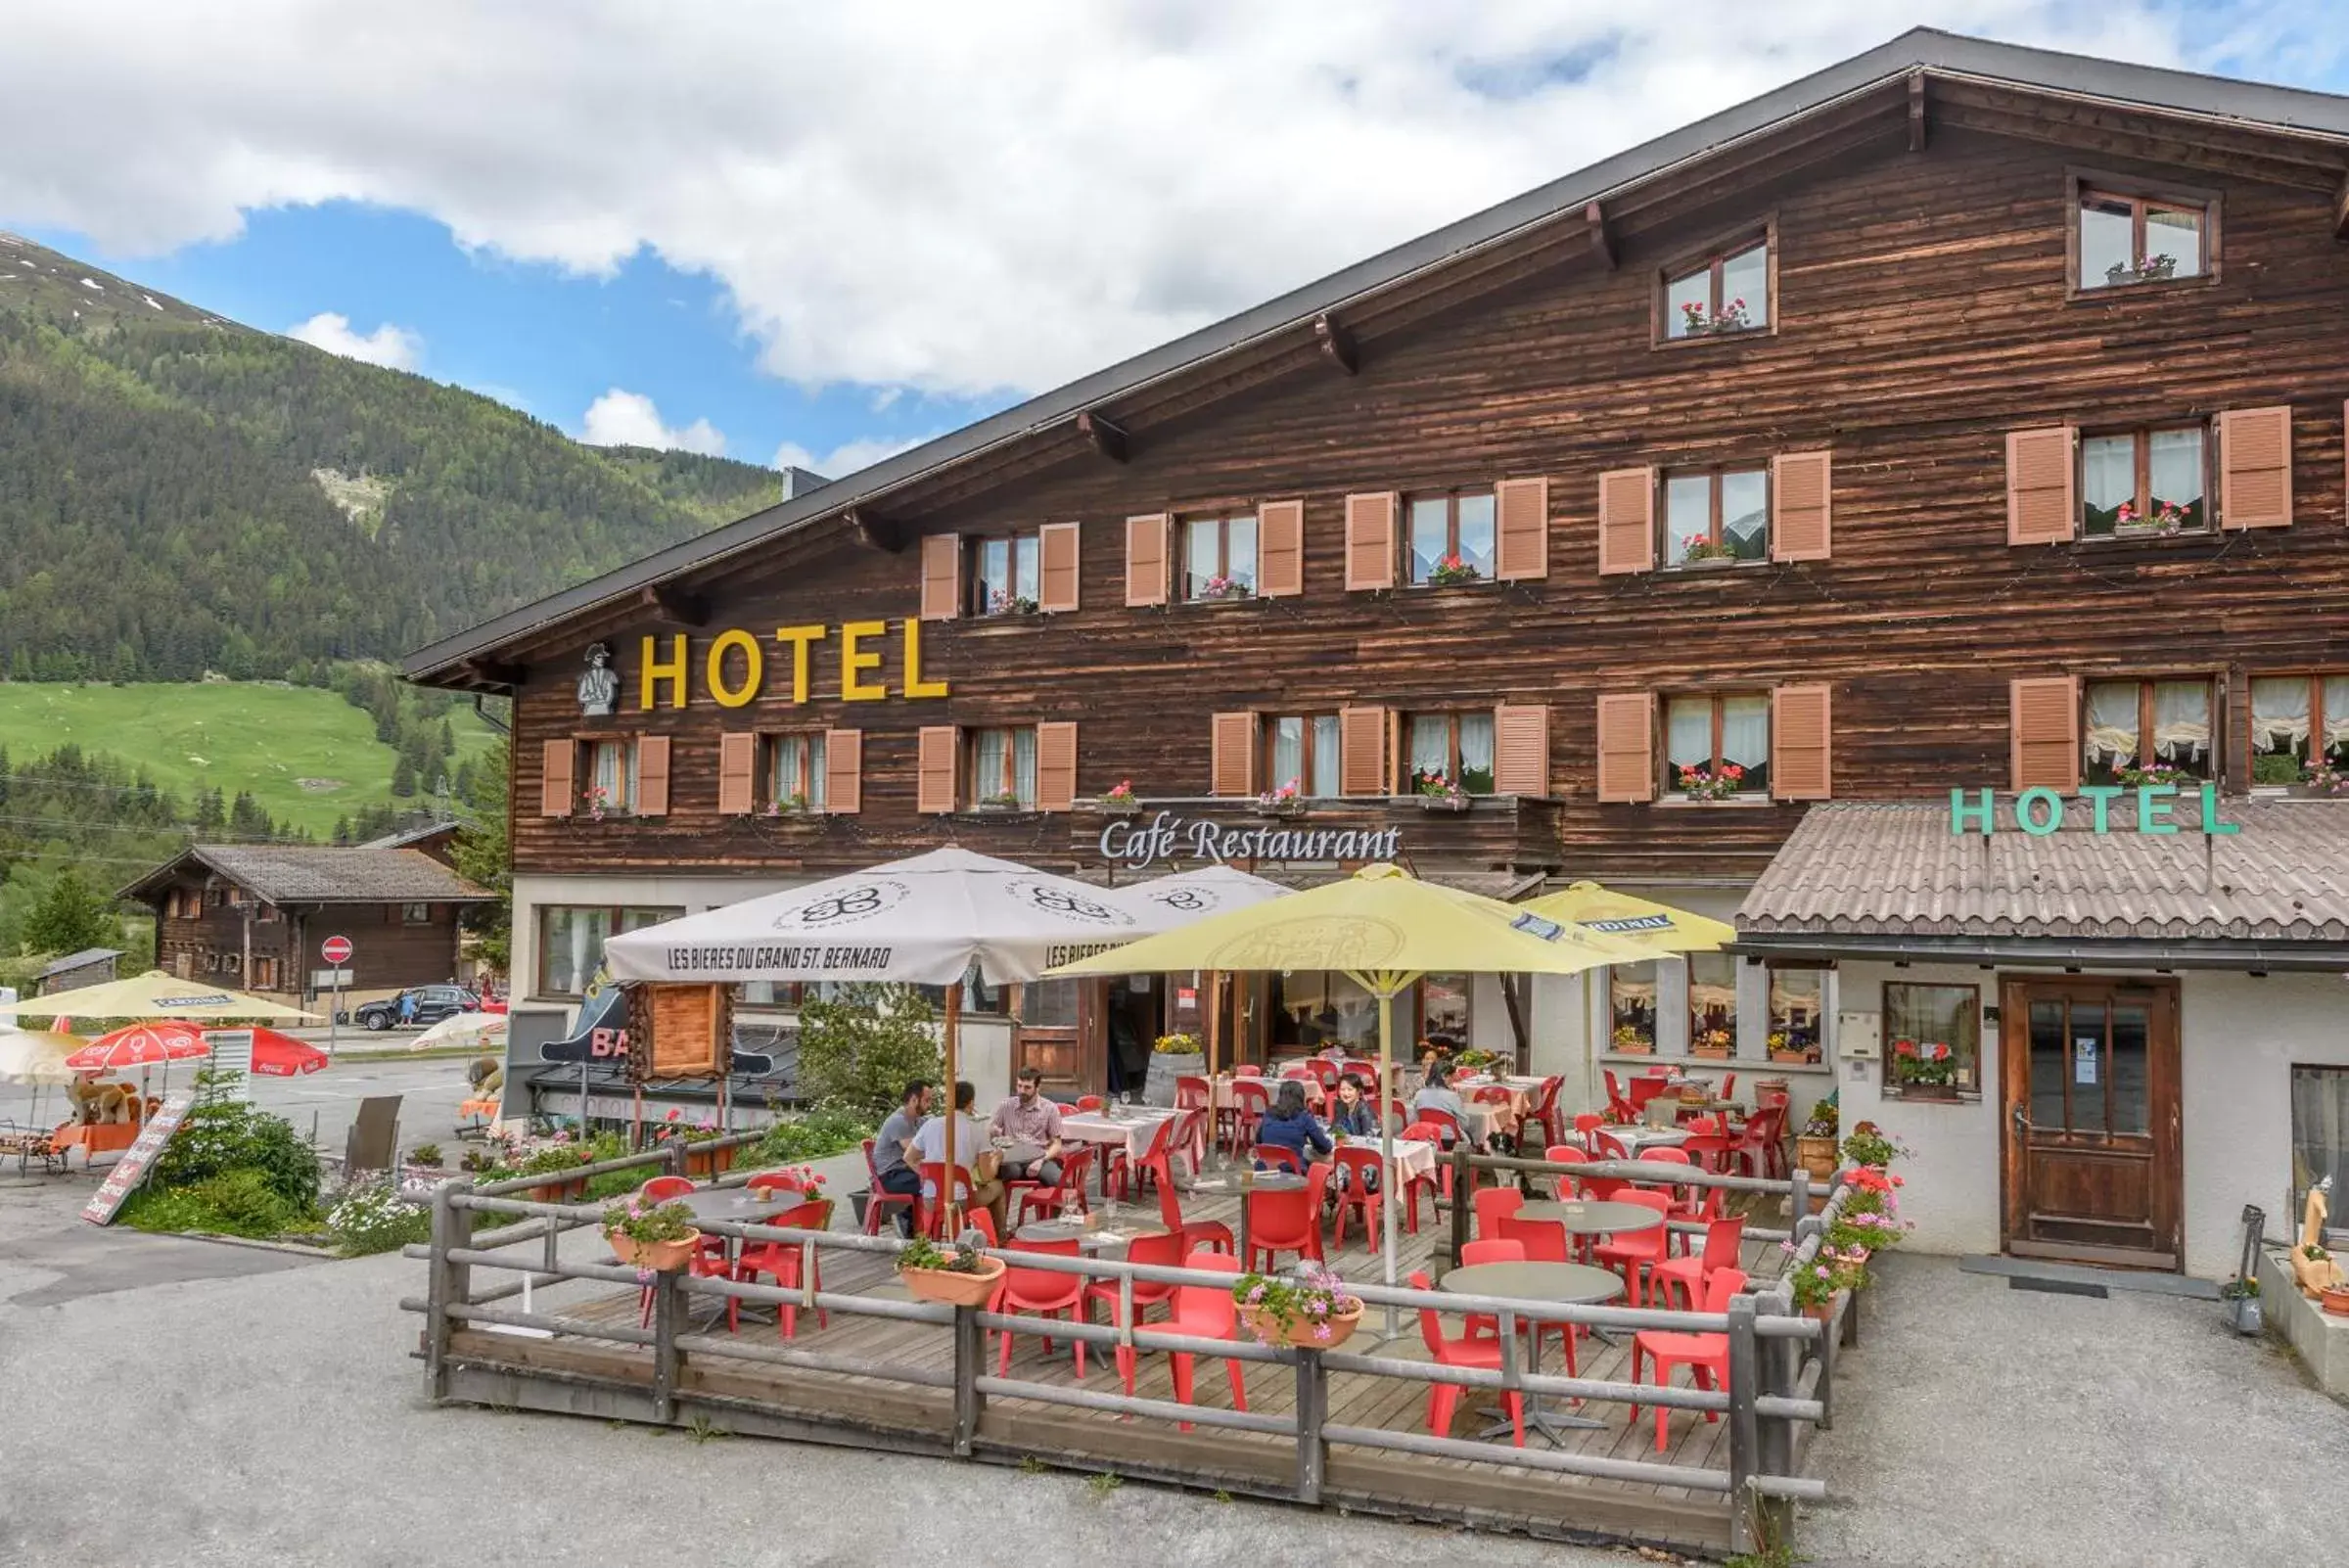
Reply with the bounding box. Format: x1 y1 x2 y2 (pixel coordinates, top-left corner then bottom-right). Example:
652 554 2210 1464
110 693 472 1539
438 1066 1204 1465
605 847 1159 1222
1123 864 1291 1081
411 1011 508 1051
0 1028 84 1133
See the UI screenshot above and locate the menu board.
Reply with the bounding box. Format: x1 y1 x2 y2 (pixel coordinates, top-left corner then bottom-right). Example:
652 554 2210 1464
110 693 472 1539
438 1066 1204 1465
624 983 732 1083
82 1094 197 1226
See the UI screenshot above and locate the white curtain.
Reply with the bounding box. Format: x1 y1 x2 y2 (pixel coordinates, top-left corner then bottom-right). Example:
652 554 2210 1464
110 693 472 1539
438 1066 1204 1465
1666 698 1712 769
1271 717 1304 795
1013 537 1040 601
1013 728 1038 804
806 735 827 808
1408 716 1449 779
1310 715 1341 796
974 729 1006 798
1226 516 1259 589
2085 683 2140 764
1459 714 1496 778
2152 681 2210 762
2327 678 2349 760
1721 695 1770 768
2252 677 2311 751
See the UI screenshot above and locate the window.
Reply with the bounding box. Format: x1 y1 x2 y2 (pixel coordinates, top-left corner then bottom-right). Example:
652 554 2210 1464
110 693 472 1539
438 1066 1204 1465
1884 983 1982 1098
537 904 680 998
1769 967 1824 1062
2076 185 2207 291
1663 234 1770 339
1418 974 1471 1050
586 738 637 814
1404 713 1496 795
2080 425 2207 535
1405 491 1497 585
2250 675 2349 787
1019 980 1082 1030
969 725 1038 807
1183 514 1258 601
1663 467 1770 565
973 532 1041 615
402 902 433 926
1687 952 1736 1054
251 957 277 991
769 732 828 810
1664 693 1771 799
2291 1066 2349 1244
1609 962 1658 1053
1270 971 1379 1054
2083 679 2213 785
1264 714 1341 798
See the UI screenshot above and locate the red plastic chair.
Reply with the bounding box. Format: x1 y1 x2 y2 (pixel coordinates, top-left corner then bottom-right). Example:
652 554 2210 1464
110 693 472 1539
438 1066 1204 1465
1087 1229 1186 1392
642 1175 694 1201
1165 1249 1249 1431
1328 1145 1385 1252
994 1235 1088 1377
1410 1268 1524 1448
1471 1183 1524 1240
1573 1111 1606 1151
1175 1075 1212 1111
1302 1058 1339 1090
1521 1076 1565 1151
860 1139 915 1236
1650 1215 1747 1309
1495 1213 1581 1367
1732 1103 1789 1179
914 1161 979 1240
1716 1073 1738 1103
1590 1189 1674 1303
1590 1129 1633 1162
1339 1059 1380 1087
1143 1133 1234 1257
1635 1144 1697 1216
1460 1236 1523 1342
1012 1145 1095 1227
1075 1094 1104 1112
1601 1072 1637 1121
1172 1106 1211 1180
1225 1079 1271 1158
1627 1078 1670 1115
1416 1105 1464 1149
1679 1130 1737 1177
1629 1268 1749 1451
1244 1163 1330 1272
1117 1114 1176 1200
731 1199 833 1337
1251 1142 1305 1175
1399 1120 1449 1214
746 1170 811 1196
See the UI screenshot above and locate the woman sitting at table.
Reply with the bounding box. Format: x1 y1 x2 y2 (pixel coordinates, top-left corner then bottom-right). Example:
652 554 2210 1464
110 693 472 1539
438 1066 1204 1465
1254 1080 1331 1170
1412 1061 1476 1149
1327 1073 1380 1191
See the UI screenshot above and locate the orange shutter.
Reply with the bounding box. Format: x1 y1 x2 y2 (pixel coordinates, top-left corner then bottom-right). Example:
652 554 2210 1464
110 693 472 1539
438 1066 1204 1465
716 731 757 815
635 735 670 817
1495 477 1549 581
920 532 962 621
2219 406 2293 529
539 738 576 817
824 729 862 814
1036 721 1079 811
1596 467 1655 576
1257 499 1305 596
1492 704 1550 797
1338 706 1388 796
1772 684 1833 800
1594 693 1656 803
2004 428 2076 545
1771 451 1832 562
916 726 958 814
1344 492 1396 591
2009 676 2082 793
1210 712 1258 797
1125 514 1170 606
1038 522 1081 612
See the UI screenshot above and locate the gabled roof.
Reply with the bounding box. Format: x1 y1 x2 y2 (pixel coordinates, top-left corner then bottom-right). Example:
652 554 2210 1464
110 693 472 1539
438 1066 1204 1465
359 819 459 851
36 947 121 978
402 27 2349 688
118 846 496 906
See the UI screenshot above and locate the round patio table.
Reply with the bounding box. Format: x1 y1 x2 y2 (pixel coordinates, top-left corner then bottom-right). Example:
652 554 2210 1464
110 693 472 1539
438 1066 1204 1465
668 1186 820 1326
1438 1260 1624 1443
1014 1218 1166 1253
1515 1198 1667 1237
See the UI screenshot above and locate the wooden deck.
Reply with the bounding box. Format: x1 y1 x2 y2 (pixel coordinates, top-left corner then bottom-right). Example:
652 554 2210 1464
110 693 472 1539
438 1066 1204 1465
433 1185 1816 1554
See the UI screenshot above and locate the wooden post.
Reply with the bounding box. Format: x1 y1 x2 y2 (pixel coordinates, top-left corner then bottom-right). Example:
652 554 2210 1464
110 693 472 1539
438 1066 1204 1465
1754 1303 1799 1550
424 1179 474 1400
1448 1139 1473 1269
1790 1167 1813 1226
952 1303 984 1456
1725 1292 1761 1555
652 1264 682 1424
1293 1350 1327 1504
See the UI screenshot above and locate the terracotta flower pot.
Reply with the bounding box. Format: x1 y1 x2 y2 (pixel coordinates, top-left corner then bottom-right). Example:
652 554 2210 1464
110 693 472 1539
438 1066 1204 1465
2322 1284 2349 1316
607 1227 703 1273
900 1257 1006 1308
1243 1298 1363 1351
685 1142 736 1178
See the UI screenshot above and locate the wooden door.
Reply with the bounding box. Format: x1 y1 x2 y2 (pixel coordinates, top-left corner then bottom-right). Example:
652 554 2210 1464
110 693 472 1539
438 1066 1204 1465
2000 976 2182 1268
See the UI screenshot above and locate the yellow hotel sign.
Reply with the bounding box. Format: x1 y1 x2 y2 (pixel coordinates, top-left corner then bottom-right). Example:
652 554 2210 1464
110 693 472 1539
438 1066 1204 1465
633 621 948 710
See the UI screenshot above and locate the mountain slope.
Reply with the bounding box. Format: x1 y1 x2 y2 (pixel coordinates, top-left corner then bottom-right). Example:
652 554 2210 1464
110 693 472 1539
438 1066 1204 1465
0 232 788 680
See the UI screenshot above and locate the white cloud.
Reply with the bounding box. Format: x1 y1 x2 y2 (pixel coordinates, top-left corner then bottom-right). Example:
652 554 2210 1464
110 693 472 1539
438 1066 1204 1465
771 432 935 481
0 3 2305 398
286 310 421 370
579 388 726 455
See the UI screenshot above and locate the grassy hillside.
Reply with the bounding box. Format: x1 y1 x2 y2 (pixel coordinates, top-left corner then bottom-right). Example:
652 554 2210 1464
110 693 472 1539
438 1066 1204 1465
0 681 498 837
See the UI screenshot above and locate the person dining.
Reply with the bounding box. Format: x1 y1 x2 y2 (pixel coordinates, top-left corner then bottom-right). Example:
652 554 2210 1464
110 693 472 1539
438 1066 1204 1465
910 1080 1006 1231
1254 1080 1331 1169
1413 1060 1477 1149
1327 1072 1380 1191
871 1078 932 1237
987 1067 1066 1187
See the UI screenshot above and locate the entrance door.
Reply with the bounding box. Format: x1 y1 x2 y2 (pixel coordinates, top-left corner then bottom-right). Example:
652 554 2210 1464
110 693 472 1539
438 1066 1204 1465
2001 977 2182 1268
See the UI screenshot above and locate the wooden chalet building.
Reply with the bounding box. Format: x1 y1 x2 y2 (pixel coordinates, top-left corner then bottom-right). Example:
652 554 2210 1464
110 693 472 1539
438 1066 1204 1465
408 30 2349 1277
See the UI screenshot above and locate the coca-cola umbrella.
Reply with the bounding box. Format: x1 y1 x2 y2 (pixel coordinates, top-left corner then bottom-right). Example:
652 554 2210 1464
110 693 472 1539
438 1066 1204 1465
238 1028 330 1078
65 1020 212 1097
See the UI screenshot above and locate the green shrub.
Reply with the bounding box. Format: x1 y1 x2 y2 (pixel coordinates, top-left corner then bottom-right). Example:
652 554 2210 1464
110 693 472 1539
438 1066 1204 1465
117 1166 308 1238
746 1104 874 1168
408 1142 443 1167
793 985 942 1124
151 1069 321 1211
326 1177 432 1257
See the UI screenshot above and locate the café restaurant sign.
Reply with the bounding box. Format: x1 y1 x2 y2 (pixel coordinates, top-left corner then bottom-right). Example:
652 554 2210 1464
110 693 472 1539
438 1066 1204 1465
1948 784 2240 836
1101 810 1403 869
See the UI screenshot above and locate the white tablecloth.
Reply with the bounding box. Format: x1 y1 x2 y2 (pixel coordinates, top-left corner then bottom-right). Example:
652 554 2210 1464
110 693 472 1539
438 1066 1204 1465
1060 1108 1180 1161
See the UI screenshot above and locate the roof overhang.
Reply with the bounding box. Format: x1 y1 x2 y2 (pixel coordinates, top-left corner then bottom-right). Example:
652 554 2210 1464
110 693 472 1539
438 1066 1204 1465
1730 930 2349 974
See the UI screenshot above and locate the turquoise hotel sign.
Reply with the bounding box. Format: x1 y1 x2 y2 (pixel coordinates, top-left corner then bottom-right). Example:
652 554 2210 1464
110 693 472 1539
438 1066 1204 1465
1949 783 2239 836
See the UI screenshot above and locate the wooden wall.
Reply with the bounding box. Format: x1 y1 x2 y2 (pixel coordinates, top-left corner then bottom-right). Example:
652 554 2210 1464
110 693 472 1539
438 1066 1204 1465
503 125 2349 887
147 878 465 994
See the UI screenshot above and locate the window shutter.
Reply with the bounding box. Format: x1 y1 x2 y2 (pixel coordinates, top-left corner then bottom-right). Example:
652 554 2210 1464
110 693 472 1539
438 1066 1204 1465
635 735 670 817
1125 514 1170 606
1038 522 1082 612
1771 451 1833 563
1338 706 1388 797
917 726 959 814
1772 684 1833 800
1210 712 1258 797
1257 499 1305 597
919 533 962 621
2004 428 2077 545
716 732 757 815
1596 467 1655 576
1495 478 1549 581
1036 721 1079 811
1594 692 1656 803
1344 492 1396 590
823 729 862 814
539 739 576 817
2009 676 2082 793
1492 704 1550 797
2219 406 2292 530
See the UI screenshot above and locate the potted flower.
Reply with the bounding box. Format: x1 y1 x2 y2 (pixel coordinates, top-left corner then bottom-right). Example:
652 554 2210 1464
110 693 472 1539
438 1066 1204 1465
494 1135 595 1203
1678 535 1740 567
2114 760 2189 789
1691 1026 1733 1060
1144 1032 1206 1108
2103 252 2178 287
1796 1096 1840 1182
659 1109 736 1177
602 1193 702 1273
1427 553 1482 587
1252 780 1306 817
2293 763 2349 800
1234 1262 1363 1350
1611 1023 1654 1055
1196 575 1252 602
1089 779 1141 814
1841 1120 1903 1170
972 793 1027 813
2220 1274 2262 1335
763 792 814 818
1785 1240 1868 1321
1414 772 1470 811
1679 297 1754 337
898 1230 1005 1307
1889 1038 1960 1100
579 783 628 823
2112 500 2188 535
1676 762 1744 801
987 588 1041 616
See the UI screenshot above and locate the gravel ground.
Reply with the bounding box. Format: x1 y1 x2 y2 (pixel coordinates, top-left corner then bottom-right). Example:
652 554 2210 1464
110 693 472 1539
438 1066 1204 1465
1802 1252 2349 1567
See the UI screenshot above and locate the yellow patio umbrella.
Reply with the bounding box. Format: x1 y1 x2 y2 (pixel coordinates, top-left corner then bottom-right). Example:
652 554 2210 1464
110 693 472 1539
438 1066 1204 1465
7 969 321 1023
1049 863 1645 1315
0 1029 87 1133
1517 881 1735 1112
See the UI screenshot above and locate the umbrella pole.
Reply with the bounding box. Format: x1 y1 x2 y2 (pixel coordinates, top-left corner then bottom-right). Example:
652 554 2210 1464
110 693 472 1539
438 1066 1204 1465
943 981 962 1233
1377 983 1399 1337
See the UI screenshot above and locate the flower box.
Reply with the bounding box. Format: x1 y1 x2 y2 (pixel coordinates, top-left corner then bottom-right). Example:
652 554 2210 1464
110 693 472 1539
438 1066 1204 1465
1611 1039 1655 1056
1243 1298 1363 1350
1082 799 1142 816
683 1141 737 1179
1893 1083 1960 1103
608 1227 702 1273
966 801 1030 816
1769 1047 1818 1065
1690 1043 1733 1060
1416 795 1472 813
1250 801 1307 818
901 1257 1006 1308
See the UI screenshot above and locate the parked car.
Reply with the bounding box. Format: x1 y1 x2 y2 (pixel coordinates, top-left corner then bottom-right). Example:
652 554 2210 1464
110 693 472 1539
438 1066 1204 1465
353 985 481 1031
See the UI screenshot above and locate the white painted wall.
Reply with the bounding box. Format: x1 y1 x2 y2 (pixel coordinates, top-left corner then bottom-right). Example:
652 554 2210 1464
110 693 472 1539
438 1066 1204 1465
513 871 807 1014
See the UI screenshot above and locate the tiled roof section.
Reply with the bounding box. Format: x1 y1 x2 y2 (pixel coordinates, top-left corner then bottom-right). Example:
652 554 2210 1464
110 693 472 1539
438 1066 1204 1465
359 819 459 850
1737 800 2349 945
192 846 494 904
37 947 121 977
